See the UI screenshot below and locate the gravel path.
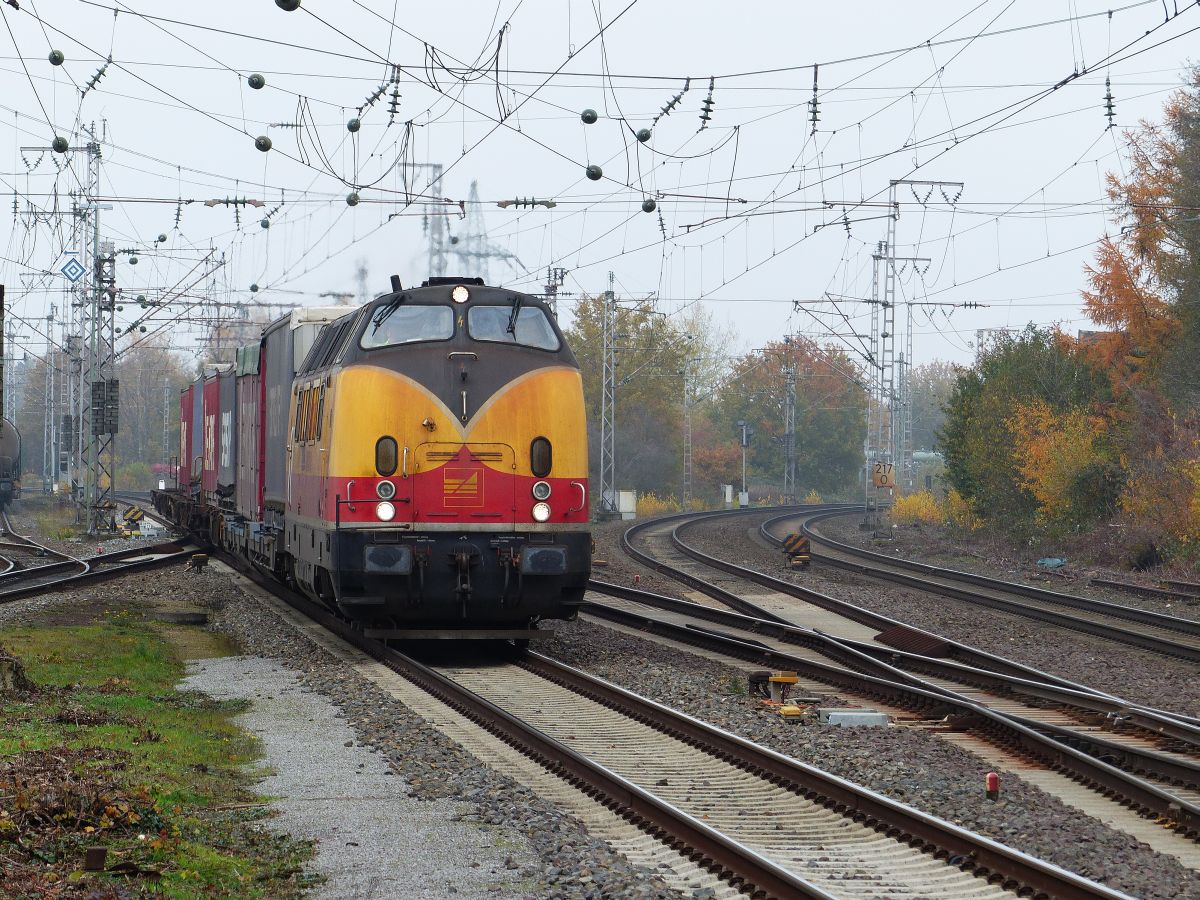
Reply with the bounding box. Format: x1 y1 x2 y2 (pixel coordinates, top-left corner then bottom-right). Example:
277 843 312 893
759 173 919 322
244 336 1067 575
679 512 1200 719
541 617 1200 900
0 560 687 898
206 569 688 900
185 655 537 899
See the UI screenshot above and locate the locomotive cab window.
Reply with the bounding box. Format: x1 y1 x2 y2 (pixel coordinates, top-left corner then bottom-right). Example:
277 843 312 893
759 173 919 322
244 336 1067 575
468 305 560 351
360 305 454 349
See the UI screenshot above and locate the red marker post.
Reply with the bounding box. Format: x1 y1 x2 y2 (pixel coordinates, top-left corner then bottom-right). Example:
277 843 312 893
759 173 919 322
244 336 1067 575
985 771 1000 801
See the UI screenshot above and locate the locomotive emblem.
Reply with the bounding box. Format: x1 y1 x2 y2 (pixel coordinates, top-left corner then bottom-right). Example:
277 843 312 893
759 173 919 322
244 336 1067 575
443 467 482 506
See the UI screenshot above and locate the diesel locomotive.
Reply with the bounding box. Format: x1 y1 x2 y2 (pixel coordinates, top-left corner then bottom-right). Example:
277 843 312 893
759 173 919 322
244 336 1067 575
155 277 591 637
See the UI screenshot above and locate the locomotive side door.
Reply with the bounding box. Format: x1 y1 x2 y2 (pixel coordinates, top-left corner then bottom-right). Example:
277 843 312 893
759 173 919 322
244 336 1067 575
411 442 517 527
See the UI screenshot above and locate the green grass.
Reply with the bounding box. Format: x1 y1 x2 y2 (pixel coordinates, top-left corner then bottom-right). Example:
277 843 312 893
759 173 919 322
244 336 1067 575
0 614 315 897
30 501 81 541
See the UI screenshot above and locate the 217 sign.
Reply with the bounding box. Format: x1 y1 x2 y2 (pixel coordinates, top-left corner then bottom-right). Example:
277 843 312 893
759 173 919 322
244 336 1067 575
872 462 894 489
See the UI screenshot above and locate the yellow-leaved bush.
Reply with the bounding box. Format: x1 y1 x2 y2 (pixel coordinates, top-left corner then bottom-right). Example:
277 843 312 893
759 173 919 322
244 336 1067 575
891 491 942 525
636 492 682 517
944 489 983 532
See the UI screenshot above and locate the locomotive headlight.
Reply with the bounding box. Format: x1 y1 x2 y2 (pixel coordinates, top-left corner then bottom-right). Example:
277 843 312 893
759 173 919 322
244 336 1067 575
376 501 396 521
451 285 470 303
531 501 551 522
376 480 396 500
531 480 552 501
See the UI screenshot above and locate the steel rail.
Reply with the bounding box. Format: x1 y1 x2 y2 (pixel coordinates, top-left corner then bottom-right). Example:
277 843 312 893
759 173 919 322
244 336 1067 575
234 564 835 900
520 651 1132 900
794 510 1200 663
625 509 1123 700
584 585 1200 806
1089 577 1200 603
235 555 1129 899
587 576 1200 756
746 512 1200 737
0 540 193 603
611 512 1200 833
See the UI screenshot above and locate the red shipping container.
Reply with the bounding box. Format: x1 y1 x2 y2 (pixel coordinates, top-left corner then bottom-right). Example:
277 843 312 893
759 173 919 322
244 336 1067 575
178 385 194 490
235 343 264 521
201 373 221 496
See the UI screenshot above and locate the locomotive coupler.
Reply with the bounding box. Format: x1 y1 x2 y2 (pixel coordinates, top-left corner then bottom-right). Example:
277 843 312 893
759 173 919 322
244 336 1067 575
451 541 481 618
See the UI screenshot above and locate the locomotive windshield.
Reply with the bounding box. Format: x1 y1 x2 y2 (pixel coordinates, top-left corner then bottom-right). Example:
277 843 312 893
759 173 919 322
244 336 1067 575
468 305 560 351
360 304 454 349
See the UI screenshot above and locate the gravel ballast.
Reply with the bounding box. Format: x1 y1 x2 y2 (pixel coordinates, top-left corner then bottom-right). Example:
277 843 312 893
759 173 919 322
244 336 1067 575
1 561 686 897
541 617 1200 900
184 655 537 899
672 512 1200 719
205 569 688 900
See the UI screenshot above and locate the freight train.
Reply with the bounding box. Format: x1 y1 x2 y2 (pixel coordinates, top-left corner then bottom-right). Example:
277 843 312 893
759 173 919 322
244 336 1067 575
0 417 20 510
154 277 591 637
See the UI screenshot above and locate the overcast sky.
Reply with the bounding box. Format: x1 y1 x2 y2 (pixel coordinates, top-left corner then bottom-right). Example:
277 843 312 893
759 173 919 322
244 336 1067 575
2 0 1197 370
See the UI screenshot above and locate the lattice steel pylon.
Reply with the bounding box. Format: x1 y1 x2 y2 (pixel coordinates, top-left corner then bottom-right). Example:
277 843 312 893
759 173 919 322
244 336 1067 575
449 180 526 283
889 178 961 489
682 356 694 507
85 239 118 534
598 272 617 516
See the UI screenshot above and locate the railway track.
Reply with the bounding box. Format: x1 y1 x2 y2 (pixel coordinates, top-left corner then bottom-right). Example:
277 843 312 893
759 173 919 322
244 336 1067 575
230 556 1126 900
0 506 193 603
609 508 1200 846
791 508 1200 663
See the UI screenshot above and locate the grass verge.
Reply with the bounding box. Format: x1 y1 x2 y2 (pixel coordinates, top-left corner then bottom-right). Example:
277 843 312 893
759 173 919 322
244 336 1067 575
0 611 315 898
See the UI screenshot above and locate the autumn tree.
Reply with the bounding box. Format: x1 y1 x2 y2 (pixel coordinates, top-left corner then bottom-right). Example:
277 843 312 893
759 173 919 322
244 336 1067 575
1008 400 1121 529
709 338 867 496
940 327 1115 528
1074 68 1200 552
565 293 689 497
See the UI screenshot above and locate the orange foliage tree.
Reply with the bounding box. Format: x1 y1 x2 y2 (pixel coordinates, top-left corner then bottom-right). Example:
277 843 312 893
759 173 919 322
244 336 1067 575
1008 400 1121 529
1078 116 1179 386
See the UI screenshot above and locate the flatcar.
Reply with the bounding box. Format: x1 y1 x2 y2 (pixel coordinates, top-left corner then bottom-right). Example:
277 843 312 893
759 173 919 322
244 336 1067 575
0 417 21 510
155 277 591 637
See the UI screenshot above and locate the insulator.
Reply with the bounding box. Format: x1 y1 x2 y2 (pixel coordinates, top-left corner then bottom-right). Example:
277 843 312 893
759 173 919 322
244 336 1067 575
48 50 64 66
51 136 69 153
585 164 603 181
346 192 360 206
581 108 598 125
254 135 272 152
641 198 656 213
347 117 361 133
260 218 270 229
636 128 652 143
248 73 266 90
275 0 300 9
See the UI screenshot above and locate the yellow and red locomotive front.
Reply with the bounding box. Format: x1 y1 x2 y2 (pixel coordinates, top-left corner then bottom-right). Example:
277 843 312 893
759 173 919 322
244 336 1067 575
285 279 590 627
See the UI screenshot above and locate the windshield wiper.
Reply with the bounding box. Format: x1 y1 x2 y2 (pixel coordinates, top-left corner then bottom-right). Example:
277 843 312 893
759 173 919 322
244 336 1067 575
506 294 523 335
371 293 406 333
